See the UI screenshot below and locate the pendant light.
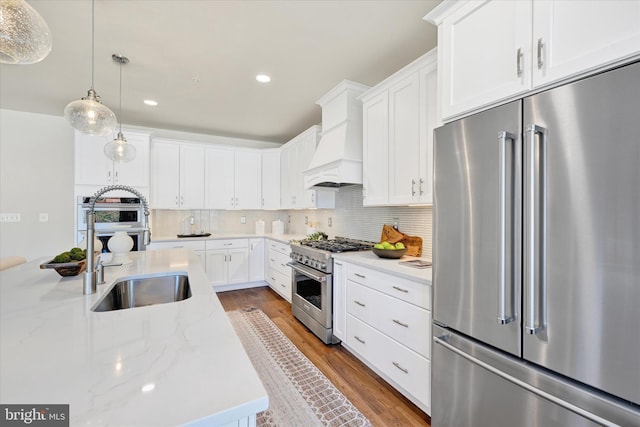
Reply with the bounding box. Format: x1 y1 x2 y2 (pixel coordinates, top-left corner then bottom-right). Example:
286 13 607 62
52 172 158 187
63 0 116 136
0 0 52 64
104 54 135 163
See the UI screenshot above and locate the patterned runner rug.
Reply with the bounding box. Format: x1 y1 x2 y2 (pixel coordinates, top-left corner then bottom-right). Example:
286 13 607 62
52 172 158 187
227 307 372 427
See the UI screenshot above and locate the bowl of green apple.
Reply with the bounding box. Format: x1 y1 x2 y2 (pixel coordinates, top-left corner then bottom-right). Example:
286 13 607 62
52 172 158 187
372 241 408 259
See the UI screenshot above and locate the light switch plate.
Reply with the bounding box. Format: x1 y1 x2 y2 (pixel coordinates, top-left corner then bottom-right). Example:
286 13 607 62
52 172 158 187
0 213 21 222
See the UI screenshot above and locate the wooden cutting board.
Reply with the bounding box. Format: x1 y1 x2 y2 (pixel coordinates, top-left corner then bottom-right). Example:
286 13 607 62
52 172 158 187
380 224 422 257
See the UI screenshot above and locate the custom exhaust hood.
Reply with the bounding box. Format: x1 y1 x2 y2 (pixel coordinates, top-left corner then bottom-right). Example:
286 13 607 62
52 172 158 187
304 80 370 189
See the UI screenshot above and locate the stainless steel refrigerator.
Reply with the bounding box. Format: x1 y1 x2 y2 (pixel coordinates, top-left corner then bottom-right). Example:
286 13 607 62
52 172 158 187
432 61 640 426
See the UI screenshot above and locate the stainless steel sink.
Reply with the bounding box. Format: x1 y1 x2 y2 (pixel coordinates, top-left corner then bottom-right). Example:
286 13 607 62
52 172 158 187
92 273 192 312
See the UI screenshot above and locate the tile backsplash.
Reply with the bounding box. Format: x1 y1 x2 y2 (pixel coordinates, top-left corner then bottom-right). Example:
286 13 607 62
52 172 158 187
151 185 432 259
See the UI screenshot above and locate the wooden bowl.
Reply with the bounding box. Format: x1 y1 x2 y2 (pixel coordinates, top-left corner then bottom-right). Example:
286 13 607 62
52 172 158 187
372 247 408 259
40 259 87 277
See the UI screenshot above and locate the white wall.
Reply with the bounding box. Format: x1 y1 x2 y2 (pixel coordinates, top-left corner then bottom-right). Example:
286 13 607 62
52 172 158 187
0 109 76 261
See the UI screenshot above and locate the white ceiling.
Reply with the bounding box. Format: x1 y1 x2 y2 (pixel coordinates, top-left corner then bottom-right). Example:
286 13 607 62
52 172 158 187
0 0 440 143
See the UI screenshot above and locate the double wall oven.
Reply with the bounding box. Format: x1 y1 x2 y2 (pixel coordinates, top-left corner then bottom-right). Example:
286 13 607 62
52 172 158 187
77 196 148 252
289 237 374 344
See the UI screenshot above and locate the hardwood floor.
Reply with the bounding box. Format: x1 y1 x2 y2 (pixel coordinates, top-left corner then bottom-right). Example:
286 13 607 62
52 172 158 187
217 286 431 427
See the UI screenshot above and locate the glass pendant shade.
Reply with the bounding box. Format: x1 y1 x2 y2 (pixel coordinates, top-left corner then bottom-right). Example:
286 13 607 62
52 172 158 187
0 0 52 64
64 89 117 136
104 131 136 163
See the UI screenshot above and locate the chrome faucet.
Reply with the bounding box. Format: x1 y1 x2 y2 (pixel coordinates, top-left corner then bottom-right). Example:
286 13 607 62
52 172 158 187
83 185 151 295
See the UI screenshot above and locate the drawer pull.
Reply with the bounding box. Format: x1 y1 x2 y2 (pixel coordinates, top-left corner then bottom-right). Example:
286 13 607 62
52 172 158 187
270 258 276 262
354 300 366 307
271 277 276 281
392 319 409 328
392 361 409 374
280 284 285 288
354 336 366 344
224 243 233 246
354 273 366 279
392 285 409 293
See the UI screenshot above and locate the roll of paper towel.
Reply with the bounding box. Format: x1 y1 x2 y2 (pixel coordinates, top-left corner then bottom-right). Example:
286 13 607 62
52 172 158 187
272 220 284 235
255 220 265 235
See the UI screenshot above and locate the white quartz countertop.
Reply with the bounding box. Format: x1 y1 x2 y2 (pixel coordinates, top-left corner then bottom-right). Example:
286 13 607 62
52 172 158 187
151 233 305 245
0 250 268 426
332 251 432 285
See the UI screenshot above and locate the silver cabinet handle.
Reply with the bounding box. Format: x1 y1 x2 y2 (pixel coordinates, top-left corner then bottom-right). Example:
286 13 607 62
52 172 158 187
180 196 184 206
411 179 416 196
497 131 519 325
354 336 365 344
224 243 233 246
354 300 366 307
419 178 424 195
392 362 408 374
392 319 409 328
175 196 179 207
108 170 112 182
524 124 547 335
114 170 119 182
516 47 524 77
354 273 366 279
392 285 408 293
537 38 544 69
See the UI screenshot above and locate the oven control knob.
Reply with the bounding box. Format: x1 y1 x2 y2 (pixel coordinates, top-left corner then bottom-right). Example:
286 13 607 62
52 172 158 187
320 262 326 269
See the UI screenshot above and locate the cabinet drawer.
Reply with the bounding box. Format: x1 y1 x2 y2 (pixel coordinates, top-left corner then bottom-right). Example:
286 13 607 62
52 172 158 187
266 268 291 302
147 240 206 251
347 264 430 309
267 250 291 276
266 239 291 256
207 239 248 250
347 280 431 358
347 314 430 407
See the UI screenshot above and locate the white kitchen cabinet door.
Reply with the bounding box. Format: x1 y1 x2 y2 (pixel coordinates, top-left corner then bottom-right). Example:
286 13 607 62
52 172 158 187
299 130 319 208
206 250 227 287
234 151 262 210
151 141 181 209
388 72 421 205
205 147 235 209
75 131 150 188
436 0 532 120
532 0 640 88
249 238 265 282
261 150 281 209
279 145 295 209
362 91 390 206
227 247 250 285
416 64 437 205
179 145 205 209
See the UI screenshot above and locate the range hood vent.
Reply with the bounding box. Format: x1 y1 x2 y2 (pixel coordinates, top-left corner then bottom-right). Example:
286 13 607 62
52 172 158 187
304 80 370 189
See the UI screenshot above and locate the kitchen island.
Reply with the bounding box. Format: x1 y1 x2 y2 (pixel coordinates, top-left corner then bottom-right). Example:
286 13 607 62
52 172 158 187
0 249 268 426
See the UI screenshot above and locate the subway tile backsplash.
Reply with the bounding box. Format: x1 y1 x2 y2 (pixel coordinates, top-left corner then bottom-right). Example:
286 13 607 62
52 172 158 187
151 185 432 259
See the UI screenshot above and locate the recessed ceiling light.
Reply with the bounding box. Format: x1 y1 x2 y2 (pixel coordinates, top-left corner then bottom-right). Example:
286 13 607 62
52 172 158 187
256 74 271 83
144 99 158 106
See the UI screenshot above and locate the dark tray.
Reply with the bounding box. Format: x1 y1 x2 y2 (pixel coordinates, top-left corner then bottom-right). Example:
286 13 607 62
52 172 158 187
177 233 211 238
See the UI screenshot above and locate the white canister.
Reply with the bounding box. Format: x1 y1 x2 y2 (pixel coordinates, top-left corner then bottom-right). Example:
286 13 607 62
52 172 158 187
108 231 134 264
255 220 265 235
272 220 284 235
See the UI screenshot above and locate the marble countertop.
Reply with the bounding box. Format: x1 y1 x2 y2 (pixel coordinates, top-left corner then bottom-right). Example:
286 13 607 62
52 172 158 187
332 251 432 285
0 250 268 426
151 233 305 245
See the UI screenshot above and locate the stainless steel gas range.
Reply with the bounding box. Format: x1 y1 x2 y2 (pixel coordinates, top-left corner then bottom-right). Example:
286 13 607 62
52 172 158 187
288 237 374 344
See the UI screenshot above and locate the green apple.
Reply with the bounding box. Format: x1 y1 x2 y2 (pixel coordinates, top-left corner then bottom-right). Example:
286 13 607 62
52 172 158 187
382 241 395 250
374 243 385 249
394 242 405 249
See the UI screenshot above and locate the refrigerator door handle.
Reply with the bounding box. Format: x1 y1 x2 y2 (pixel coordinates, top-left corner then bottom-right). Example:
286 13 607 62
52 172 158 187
433 334 621 427
524 124 547 335
497 131 518 325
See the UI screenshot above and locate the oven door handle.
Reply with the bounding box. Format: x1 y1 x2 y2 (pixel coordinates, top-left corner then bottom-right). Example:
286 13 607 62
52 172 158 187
287 262 328 282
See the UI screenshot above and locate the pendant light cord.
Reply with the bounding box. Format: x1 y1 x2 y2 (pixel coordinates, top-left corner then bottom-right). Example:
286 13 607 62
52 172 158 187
118 59 123 133
90 0 95 90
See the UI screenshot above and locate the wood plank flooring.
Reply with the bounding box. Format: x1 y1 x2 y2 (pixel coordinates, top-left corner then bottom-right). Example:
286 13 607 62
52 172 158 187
217 286 431 427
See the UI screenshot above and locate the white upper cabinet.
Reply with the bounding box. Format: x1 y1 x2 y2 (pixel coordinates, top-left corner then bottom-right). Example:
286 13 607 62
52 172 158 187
151 139 204 209
361 50 437 206
205 148 262 210
261 150 281 209
75 130 150 188
426 0 640 122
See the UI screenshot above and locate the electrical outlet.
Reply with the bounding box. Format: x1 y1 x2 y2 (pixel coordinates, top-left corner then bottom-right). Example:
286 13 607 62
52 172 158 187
240 216 246 224
0 213 21 223
39 213 49 222
328 217 333 227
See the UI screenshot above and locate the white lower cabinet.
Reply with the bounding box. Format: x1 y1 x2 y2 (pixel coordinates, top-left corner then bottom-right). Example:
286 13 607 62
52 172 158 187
249 238 265 282
264 239 292 302
337 261 431 414
145 240 206 267
206 239 249 289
